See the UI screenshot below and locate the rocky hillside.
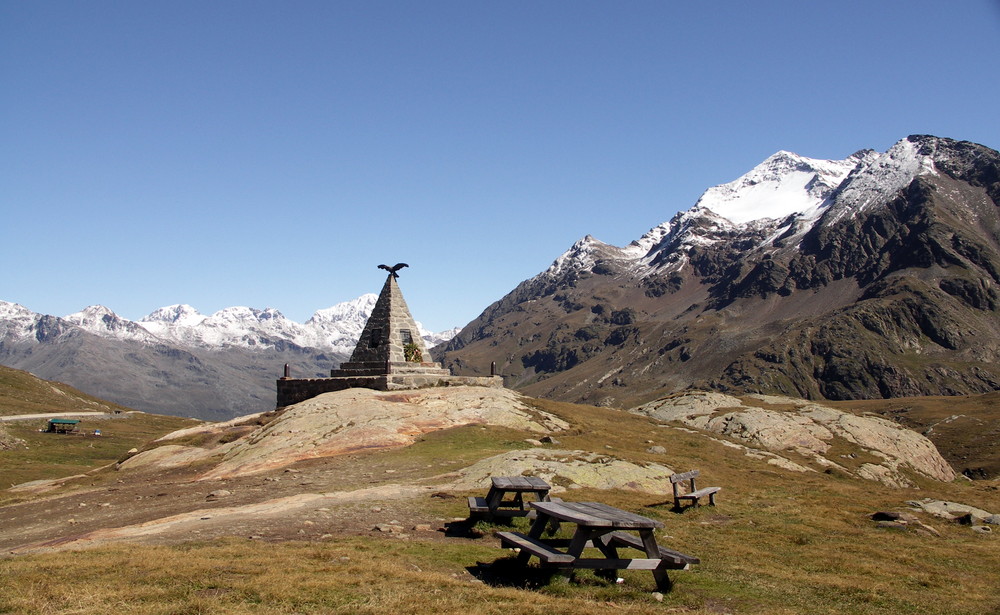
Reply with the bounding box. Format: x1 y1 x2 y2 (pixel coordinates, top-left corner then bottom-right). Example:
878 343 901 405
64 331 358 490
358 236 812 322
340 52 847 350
438 135 1000 408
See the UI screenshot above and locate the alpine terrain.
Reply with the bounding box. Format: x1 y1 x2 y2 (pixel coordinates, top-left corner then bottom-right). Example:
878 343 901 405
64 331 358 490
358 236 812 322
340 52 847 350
0 295 456 421
438 135 1000 408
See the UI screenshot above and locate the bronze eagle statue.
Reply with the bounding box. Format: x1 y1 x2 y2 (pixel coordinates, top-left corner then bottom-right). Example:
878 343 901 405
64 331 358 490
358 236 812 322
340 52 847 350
378 263 409 278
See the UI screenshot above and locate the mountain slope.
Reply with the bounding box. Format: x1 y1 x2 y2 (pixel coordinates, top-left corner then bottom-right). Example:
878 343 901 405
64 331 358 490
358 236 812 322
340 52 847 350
438 135 1000 407
0 364 134 417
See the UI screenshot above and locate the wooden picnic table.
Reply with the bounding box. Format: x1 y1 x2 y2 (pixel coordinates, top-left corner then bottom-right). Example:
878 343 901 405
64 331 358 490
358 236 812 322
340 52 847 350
469 476 552 520
497 500 699 592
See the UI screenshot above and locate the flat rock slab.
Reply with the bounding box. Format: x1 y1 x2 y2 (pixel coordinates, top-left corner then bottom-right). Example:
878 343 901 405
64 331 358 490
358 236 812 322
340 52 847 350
143 386 569 480
631 391 956 486
446 448 674 495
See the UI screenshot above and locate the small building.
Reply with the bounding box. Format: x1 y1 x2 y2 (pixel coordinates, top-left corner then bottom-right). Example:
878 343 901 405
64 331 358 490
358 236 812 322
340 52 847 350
276 266 501 407
45 418 80 434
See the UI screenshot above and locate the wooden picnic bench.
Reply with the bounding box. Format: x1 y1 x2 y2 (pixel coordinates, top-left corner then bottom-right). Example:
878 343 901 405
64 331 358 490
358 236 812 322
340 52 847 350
496 500 699 591
670 469 720 509
468 476 552 521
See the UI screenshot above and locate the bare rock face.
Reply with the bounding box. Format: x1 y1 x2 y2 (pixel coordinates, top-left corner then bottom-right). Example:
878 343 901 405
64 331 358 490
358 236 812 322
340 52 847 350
117 443 234 472
631 391 956 486
445 448 675 495
909 498 994 521
194 386 568 480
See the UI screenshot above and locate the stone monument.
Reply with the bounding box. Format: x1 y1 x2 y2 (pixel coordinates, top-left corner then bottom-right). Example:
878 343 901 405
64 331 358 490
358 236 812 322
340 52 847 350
276 264 502 407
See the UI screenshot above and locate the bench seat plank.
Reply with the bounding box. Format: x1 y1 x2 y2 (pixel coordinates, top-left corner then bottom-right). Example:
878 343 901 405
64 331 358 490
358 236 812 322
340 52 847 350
571 558 665 570
607 531 700 566
676 487 721 501
496 531 576 564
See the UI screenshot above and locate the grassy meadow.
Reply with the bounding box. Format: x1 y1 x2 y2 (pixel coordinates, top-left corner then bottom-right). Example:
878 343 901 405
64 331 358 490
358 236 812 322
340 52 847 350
1 396 998 614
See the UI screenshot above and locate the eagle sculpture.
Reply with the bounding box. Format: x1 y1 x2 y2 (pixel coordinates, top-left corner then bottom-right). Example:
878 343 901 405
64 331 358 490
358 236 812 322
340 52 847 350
378 263 409 278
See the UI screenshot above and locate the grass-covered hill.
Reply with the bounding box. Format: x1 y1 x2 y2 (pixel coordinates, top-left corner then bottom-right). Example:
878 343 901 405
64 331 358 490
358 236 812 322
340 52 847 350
0 364 200 489
0 364 135 417
1 386 997 615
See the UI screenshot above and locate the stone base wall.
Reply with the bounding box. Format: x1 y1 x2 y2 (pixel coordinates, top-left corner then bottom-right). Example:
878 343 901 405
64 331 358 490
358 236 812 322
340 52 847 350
276 375 504 408
333 361 450 378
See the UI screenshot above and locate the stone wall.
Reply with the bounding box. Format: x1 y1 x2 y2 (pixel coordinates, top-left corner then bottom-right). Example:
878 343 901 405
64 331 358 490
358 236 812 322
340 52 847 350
276 375 503 408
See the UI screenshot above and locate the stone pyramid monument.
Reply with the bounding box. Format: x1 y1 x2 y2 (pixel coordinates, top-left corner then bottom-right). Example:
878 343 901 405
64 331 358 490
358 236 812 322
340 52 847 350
333 267 449 377
276 264 501 407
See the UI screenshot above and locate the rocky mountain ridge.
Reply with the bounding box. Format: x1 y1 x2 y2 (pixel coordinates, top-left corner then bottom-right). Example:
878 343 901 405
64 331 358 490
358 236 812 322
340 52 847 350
439 135 1000 407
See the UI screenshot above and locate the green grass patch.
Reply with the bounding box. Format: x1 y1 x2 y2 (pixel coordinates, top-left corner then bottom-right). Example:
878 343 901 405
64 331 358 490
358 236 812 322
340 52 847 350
0 412 198 491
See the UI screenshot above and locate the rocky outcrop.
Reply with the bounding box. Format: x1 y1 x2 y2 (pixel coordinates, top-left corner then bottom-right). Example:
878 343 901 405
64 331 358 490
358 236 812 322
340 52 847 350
630 391 956 486
445 448 675 495
136 386 569 481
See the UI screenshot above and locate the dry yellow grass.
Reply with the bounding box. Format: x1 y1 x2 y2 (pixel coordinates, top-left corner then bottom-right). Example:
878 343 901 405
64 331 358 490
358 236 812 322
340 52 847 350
2 395 998 614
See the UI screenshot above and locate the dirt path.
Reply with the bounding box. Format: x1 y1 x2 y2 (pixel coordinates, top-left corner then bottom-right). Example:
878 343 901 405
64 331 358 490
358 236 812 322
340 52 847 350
0 448 469 556
0 411 134 422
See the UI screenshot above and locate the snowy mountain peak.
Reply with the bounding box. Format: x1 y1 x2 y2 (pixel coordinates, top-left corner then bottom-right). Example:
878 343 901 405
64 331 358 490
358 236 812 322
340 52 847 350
64 305 160 342
64 305 125 330
141 304 206 326
210 306 286 322
546 235 617 277
67 304 117 319
308 294 378 325
534 136 948 285
693 149 862 225
824 137 939 224
0 300 36 320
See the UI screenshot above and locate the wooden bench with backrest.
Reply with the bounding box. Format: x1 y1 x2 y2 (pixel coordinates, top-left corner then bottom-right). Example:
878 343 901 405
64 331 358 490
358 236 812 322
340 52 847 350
670 470 720 509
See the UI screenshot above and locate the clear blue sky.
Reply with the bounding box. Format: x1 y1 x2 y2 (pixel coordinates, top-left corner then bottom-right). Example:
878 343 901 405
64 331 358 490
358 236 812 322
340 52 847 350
3 1 999 332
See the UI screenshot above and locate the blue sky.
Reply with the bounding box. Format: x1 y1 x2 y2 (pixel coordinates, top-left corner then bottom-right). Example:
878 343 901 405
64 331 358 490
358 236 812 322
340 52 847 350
3 1 999 332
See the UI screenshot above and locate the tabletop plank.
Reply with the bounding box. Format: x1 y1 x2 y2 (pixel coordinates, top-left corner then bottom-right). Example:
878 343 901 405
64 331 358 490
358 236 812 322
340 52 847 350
491 476 550 491
530 501 662 528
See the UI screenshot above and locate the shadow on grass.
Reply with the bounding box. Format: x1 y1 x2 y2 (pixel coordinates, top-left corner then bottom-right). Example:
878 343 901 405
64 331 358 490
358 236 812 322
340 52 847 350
467 555 562 589
442 518 486 538
443 515 528 538
643 500 687 514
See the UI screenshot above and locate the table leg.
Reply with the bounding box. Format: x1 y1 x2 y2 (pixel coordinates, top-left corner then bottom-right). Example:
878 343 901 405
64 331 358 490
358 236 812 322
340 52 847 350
516 510 554 565
639 529 673 592
593 531 621 581
526 511 551 540
485 487 502 514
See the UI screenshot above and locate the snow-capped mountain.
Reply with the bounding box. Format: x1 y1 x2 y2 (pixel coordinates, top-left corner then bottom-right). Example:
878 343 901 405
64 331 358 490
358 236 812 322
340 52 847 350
49 294 453 354
533 136 951 287
2 294 457 356
64 305 163 344
0 295 459 420
441 135 1000 407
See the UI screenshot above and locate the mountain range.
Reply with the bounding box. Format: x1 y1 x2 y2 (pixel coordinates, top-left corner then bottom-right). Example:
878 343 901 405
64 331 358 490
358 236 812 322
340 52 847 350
0 296 457 420
438 135 1000 408
4 134 997 419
